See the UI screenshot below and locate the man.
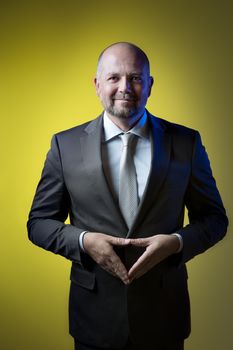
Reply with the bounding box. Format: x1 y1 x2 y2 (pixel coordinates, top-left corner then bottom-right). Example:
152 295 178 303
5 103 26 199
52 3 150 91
27 42 228 350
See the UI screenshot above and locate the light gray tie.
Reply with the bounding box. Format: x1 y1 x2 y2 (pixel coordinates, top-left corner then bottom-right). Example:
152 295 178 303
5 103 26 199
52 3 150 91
119 133 138 228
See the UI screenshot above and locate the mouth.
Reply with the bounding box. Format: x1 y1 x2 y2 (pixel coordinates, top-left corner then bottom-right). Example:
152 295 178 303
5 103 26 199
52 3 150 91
113 98 136 102
113 94 136 101
114 99 135 106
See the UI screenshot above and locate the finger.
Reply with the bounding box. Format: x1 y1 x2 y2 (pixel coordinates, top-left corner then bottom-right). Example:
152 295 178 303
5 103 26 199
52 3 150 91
129 248 165 282
109 236 131 246
129 260 154 282
112 257 130 285
128 250 150 279
101 248 130 285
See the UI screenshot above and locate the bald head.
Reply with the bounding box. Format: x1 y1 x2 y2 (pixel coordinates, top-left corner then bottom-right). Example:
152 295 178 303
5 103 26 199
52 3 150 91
94 42 154 129
96 42 150 79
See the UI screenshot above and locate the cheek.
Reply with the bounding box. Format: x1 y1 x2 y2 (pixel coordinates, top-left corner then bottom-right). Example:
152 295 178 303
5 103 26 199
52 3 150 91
133 86 144 99
139 86 150 100
99 86 115 100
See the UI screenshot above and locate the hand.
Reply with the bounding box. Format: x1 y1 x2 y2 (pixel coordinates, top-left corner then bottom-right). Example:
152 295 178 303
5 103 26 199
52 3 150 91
83 232 131 285
128 234 180 282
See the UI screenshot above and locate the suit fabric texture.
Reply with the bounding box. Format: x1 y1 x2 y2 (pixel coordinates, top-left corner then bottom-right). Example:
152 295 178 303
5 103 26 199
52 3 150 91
27 112 228 349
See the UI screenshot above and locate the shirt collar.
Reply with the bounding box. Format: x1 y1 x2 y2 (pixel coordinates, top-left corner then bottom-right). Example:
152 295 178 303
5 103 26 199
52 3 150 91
103 110 149 142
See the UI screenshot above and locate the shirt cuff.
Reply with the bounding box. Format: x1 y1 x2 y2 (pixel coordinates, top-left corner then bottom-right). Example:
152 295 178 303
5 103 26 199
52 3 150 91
171 233 183 253
79 231 89 252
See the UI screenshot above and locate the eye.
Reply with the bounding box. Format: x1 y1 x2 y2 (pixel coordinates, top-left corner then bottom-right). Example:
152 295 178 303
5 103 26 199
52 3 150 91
107 76 119 82
131 76 142 82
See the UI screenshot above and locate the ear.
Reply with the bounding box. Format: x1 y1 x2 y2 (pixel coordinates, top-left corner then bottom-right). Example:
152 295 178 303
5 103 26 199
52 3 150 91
148 76 154 97
94 77 100 96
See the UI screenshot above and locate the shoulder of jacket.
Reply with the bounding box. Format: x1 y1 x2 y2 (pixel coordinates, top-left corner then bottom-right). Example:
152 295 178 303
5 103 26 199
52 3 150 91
54 114 103 140
149 113 199 137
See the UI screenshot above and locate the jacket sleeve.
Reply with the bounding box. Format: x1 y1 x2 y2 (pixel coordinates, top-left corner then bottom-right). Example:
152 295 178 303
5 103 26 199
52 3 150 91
27 135 83 263
177 131 228 264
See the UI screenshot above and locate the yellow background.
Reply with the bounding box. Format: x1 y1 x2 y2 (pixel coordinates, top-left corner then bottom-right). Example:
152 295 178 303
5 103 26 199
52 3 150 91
1 1 232 349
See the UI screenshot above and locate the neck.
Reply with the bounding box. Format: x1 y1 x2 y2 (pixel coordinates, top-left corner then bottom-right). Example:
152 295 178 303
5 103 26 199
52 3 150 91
106 112 144 132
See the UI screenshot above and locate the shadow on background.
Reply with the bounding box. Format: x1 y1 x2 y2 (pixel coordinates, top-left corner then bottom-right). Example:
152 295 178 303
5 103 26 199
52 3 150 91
0 1 232 349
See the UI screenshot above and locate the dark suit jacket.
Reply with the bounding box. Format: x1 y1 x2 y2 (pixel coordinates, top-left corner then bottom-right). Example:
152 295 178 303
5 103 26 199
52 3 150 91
27 112 228 348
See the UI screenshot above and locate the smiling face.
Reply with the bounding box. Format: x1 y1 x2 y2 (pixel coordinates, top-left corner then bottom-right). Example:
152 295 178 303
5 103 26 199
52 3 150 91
94 43 153 122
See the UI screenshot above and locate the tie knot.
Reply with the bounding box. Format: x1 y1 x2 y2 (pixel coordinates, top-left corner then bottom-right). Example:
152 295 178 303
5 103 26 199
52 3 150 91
120 132 135 147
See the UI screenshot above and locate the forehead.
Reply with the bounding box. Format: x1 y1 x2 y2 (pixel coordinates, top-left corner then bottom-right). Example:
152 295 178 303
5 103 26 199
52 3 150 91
99 47 148 76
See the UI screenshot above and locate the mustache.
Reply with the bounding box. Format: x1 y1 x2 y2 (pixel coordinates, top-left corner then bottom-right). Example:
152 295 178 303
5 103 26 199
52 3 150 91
113 93 136 101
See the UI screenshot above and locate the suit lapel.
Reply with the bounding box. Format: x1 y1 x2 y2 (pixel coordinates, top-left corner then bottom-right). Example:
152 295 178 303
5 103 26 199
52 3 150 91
80 114 128 232
80 112 171 235
128 113 171 235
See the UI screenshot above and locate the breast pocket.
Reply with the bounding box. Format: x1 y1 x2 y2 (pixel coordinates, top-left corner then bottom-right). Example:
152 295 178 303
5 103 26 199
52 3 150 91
164 159 190 191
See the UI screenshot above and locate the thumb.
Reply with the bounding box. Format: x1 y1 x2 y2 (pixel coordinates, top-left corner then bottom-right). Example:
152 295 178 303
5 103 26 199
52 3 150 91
129 238 149 247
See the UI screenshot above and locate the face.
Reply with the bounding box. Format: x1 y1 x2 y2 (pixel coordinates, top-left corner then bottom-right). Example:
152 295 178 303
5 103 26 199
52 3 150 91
94 45 153 120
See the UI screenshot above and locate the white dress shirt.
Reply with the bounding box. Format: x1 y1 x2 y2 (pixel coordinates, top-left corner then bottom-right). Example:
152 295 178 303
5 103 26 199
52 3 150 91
101 110 151 201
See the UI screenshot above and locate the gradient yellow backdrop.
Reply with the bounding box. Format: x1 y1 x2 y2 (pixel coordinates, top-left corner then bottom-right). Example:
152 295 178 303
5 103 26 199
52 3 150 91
1 1 232 349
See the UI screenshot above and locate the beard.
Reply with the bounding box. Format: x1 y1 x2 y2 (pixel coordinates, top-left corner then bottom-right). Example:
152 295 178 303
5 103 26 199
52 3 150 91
103 94 140 119
105 103 138 119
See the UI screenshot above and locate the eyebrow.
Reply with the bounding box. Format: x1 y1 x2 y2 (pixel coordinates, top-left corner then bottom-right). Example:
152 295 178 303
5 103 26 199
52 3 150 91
106 72 143 76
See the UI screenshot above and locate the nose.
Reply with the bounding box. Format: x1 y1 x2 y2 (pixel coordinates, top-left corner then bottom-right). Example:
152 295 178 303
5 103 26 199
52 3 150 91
118 77 132 93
